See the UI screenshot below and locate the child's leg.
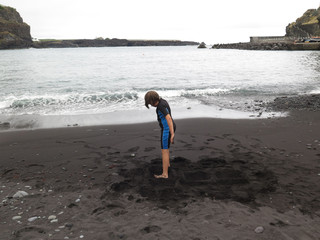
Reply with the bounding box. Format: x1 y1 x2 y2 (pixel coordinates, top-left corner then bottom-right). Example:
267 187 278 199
162 149 170 177
155 149 170 178
155 128 171 178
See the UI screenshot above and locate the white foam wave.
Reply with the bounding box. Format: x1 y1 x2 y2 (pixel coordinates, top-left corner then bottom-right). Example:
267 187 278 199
310 89 320 94
0 100 12 110
155 88 230 99
1 88 233 115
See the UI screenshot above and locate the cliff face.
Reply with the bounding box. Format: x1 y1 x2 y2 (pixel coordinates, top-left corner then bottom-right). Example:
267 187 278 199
286 7 320 38
0 5 32 49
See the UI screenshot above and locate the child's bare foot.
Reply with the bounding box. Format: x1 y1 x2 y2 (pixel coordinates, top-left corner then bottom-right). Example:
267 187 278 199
154 174 168 179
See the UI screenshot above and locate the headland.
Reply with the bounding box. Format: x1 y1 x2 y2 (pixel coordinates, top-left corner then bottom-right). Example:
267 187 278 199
212 7 320 50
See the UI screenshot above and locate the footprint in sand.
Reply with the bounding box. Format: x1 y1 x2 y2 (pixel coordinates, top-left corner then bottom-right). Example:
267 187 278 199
141 225 161 234
127 146 140 152
144 147 156 152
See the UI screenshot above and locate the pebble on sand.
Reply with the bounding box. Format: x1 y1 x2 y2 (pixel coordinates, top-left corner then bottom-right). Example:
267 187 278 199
255 226 264 233
13 191 29 198
28 216 38 222
48 215 57 220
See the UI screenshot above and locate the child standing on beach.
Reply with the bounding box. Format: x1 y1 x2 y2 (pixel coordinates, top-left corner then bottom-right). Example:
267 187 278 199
145 91 176 179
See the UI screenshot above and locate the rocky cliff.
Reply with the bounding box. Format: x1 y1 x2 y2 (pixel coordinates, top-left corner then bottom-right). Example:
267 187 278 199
212 6 320 50
0 4 32 49
286 7 320 38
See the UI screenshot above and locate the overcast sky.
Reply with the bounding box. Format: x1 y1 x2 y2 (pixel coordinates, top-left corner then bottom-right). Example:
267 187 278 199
1 0 320 44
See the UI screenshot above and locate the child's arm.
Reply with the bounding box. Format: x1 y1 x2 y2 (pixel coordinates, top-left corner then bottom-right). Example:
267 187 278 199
165 114 175 144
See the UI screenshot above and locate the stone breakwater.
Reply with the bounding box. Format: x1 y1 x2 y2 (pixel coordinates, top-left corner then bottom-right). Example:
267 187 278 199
212 42 320 51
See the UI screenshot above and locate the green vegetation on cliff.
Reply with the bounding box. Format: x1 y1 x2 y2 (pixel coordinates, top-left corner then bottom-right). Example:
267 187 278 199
0 4 32 49
286 7 320 38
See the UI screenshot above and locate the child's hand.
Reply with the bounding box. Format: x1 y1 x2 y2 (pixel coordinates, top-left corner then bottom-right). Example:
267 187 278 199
170 134 175 144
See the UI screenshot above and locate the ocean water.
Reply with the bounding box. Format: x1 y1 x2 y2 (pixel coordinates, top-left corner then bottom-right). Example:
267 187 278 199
0 46 319 129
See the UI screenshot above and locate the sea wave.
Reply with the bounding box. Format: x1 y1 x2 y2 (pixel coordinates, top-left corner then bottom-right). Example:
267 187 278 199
0 88 235 114
8 92 139 108
310 89 320 94
0 85 313 117
0 91 140 114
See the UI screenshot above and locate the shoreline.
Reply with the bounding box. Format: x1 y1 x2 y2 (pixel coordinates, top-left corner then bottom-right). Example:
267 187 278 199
1 110 319 239
0 107 285 132
2 93 318 132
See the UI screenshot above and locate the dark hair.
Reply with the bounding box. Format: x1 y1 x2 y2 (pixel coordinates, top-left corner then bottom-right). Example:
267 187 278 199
144 91 160 108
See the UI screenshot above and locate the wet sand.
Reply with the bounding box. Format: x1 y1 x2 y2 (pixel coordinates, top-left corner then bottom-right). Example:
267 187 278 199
0 111 320 240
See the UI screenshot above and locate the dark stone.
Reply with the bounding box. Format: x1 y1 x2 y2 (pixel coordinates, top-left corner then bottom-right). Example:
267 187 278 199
65 223 73 229
0 122 10 129
198 42 206 48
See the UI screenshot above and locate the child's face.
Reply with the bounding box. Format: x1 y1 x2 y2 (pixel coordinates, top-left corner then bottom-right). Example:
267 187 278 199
150 100 158 107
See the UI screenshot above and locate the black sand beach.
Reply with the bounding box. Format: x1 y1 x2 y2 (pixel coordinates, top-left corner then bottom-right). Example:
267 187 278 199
1 108 320 239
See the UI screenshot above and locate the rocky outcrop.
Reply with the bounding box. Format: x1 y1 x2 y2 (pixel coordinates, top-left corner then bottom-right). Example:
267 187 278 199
286 7 320 38
0 122 10 130
32 38 199 48
266 94 320 112
198 42 206 48
212 6 320 51
0 5 32 49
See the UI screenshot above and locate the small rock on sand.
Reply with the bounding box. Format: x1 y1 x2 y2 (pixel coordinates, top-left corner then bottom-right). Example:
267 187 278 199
28 216 38 222
48 215 57 220
13 191 29 198
255 226 264 233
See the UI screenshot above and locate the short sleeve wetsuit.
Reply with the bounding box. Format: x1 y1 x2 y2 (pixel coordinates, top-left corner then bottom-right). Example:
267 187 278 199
156 98 176 149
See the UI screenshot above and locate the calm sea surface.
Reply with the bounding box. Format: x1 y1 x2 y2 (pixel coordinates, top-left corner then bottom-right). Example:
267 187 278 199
1 46 319 129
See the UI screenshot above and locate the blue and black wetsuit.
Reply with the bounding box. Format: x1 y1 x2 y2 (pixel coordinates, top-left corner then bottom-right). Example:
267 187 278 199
156 98 176 149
